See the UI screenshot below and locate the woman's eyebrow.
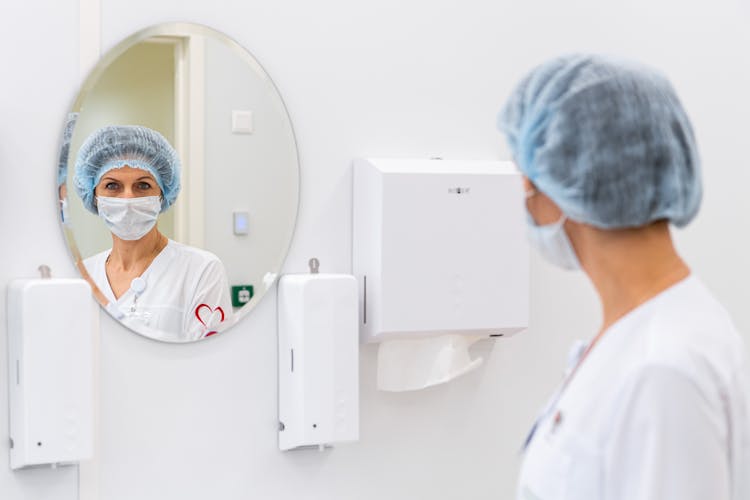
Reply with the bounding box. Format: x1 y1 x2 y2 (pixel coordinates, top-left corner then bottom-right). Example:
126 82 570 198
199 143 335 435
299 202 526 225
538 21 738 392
99 175 155 182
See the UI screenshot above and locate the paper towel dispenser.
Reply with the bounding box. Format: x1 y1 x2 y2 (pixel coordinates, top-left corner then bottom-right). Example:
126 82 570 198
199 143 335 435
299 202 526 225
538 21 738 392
277 262 359 450
353 158 529 344
7 273 95 469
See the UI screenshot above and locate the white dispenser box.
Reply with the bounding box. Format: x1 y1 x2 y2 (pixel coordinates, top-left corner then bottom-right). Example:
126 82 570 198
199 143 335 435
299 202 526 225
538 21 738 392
7 278 95 469
277 271 359 451
353 158 529 343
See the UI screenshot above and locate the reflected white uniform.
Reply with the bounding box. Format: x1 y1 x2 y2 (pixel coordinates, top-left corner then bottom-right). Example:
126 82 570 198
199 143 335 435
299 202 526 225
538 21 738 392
84 239 233 342
518 276 750 500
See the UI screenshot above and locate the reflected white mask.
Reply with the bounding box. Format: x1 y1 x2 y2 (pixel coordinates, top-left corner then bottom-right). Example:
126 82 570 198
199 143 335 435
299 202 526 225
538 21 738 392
525 201 581 271
96 195 161 241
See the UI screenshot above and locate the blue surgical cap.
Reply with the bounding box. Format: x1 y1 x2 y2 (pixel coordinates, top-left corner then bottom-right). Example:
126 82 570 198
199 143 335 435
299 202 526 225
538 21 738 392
57 112 78 187
73 125 181 214
498 54 701 229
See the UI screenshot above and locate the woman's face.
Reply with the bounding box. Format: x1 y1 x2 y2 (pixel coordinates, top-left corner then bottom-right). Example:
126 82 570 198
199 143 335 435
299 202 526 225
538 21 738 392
94 166 162 199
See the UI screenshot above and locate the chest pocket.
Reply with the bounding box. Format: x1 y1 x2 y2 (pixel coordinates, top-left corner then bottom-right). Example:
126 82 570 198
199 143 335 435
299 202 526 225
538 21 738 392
519 423 603 500
519 432 570 500
562 434 603 500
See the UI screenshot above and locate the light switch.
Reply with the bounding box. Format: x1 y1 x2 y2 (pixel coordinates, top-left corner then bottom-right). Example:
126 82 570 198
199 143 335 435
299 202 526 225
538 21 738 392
232 110 253 134
233 211 250 235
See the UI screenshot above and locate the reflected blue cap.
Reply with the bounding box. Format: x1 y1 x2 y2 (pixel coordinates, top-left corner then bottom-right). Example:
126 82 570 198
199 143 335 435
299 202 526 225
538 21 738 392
73 125 181 214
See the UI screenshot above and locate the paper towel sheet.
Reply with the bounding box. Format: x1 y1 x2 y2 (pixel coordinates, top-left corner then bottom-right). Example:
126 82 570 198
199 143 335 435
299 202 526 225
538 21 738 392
377 334 484 392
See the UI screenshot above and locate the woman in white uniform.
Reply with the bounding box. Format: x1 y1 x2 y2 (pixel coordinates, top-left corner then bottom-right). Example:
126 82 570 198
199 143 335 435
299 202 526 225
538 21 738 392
73 125 233 342
498 55 750 499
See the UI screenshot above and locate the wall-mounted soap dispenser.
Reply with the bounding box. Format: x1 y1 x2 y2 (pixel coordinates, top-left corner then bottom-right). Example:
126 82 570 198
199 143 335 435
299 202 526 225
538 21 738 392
277 259 359 451
7 266 95 469
353 158 529 391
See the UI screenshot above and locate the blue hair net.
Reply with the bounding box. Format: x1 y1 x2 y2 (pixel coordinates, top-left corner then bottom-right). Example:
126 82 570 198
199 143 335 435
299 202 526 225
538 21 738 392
57 113 79 187
73 125 181 214
498 54 701 229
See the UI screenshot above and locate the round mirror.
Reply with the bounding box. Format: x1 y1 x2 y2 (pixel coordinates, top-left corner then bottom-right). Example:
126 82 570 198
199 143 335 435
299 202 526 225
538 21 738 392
57 23 299 343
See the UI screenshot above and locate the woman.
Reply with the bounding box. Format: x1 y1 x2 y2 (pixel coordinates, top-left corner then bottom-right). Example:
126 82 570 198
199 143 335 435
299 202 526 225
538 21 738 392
498 55 750 499
74 125 232 342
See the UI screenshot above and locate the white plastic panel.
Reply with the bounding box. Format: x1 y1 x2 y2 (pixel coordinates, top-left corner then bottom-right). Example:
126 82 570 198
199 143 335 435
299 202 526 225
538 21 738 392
353 158 529 343
7 278 95 469
277 274 359 451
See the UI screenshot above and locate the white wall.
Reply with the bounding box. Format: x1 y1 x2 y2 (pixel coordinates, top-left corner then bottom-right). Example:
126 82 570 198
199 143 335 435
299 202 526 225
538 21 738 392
1 1 749 500
202 34 299 305
0 1 81 499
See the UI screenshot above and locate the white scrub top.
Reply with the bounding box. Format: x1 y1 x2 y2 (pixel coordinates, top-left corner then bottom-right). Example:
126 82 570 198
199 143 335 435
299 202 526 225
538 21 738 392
518 275 750 500
84 239 233 342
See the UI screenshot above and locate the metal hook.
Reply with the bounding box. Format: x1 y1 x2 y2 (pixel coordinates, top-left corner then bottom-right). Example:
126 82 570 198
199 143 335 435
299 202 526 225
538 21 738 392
308 258 320 274
38 265 51 279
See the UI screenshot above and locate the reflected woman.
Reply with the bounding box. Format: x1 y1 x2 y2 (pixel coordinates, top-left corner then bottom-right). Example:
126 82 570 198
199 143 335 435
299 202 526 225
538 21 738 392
73 125 232 342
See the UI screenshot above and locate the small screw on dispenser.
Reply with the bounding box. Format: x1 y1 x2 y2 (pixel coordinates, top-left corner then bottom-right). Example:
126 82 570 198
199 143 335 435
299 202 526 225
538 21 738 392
38 265 52 279
308 258 320 274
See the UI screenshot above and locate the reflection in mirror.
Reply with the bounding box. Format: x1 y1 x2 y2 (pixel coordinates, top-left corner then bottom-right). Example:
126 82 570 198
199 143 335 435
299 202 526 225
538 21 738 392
59 24 299 343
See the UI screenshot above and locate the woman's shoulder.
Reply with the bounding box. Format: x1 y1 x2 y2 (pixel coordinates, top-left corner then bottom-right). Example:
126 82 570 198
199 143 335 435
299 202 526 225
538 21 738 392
164 239 223 269
637 275 746 387
82 248 111 272
646 275 740 345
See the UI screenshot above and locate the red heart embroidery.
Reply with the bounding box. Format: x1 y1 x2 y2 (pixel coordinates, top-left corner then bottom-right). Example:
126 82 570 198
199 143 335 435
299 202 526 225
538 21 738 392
195 304 225 329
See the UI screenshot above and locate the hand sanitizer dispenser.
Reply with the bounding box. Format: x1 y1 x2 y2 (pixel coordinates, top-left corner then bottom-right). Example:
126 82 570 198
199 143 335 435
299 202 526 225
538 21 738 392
7 270 95 469
277 259 359 450
353 158 529 391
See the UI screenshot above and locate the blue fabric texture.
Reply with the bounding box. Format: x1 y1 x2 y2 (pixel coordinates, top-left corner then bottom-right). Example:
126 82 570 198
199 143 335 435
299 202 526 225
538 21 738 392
498 54 701 229
57 112 79 187
73 125 181 214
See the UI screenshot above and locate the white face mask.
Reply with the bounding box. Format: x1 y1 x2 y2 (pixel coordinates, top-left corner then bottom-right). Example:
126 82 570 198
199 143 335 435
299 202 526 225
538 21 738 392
96 195 161 241
525 210 581 271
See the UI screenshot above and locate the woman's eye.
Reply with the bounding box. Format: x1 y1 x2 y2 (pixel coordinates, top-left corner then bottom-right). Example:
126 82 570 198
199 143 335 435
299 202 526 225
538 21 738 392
104 182 120 190
136 182 153 190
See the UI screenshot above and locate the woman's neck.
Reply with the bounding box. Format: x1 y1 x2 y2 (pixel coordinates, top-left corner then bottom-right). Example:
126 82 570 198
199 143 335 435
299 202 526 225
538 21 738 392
570 221 690 333
108 228 168 272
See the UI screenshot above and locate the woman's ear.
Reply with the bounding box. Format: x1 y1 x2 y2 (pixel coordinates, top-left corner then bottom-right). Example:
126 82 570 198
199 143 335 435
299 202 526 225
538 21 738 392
522 176 535 193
